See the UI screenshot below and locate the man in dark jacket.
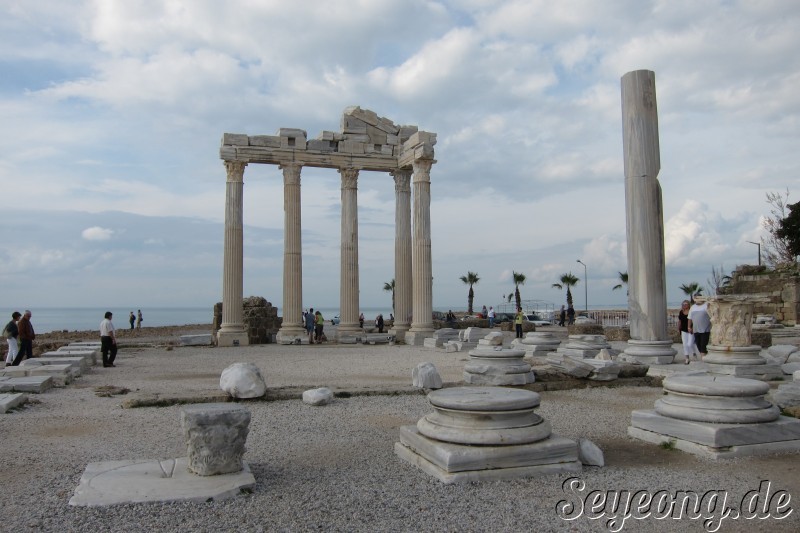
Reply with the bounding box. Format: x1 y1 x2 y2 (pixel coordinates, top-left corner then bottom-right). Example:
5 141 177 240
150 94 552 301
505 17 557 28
4 311 21 365
13 310 34 366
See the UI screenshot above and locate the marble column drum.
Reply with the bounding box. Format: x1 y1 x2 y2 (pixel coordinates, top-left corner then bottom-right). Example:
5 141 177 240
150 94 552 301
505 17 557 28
619 69 676 364
337 168 362 339
395 387 580 483
406 159 434 346
390 169 413 341
276 163 307 344
218 161 249 347
629 373 800 459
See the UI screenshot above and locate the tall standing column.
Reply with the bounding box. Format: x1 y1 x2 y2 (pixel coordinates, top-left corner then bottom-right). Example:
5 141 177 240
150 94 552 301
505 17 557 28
406 159 434 345
218 161 249 347
390 169 413 341
337 168 361 339
620 69 676 364
276 162 307 344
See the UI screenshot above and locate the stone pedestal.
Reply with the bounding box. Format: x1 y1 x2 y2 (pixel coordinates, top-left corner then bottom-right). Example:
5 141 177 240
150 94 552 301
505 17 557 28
463 334 534 385
511 332 561 357
554 334 613 359
619 339 676 365
396 387 580 483
629 374 800 458
181 403 251 476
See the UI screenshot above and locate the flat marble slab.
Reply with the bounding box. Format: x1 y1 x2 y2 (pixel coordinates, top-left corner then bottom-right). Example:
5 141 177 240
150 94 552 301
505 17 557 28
427 387 540 411
663 373 770 397
69 457 255 506
180 334 213 346
628 426 800 460
0 375 54 393
0 392 28 413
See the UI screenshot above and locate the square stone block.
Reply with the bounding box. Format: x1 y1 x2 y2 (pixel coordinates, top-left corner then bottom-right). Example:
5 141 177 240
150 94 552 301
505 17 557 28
181 403 251 476
0 392 28 413
28 364 73 386
0 375 54 393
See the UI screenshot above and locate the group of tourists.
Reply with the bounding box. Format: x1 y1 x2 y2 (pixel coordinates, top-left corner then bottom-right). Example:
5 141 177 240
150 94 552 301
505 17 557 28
3 310 34 366
557 305 576 326
303 308 325 344
127 310 143 330
678 295 711 364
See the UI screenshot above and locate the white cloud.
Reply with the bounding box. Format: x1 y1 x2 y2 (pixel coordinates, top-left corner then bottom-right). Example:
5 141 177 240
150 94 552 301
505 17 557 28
81 226 114 241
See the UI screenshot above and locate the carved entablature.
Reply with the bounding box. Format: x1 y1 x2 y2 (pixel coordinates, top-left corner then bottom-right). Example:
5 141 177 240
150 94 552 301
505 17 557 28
219 106 436 172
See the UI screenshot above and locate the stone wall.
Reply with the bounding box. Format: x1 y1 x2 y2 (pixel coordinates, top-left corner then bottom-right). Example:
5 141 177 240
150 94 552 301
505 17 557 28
720 265 800 326
213 296 281 345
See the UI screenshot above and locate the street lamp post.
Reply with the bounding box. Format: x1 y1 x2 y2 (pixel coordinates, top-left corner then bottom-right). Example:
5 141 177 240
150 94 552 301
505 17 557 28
746 241 762 266
576 259 588 313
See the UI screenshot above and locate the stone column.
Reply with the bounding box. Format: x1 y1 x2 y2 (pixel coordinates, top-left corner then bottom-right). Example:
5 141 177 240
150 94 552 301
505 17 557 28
337 167 361 339
406 159 434 345
276 162 307 344
218 161 249 347
704 296 781 380
389 168 412 341
620 69 676 364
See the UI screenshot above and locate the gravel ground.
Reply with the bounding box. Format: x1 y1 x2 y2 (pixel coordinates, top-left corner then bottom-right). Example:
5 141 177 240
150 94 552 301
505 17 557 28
2 329 800 532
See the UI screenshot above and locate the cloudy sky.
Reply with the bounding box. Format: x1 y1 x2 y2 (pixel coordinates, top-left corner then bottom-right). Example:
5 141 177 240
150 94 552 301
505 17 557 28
1 0 797 313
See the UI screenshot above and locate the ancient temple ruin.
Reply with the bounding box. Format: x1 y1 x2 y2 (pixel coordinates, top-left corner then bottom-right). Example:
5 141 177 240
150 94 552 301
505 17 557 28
217 107 437 346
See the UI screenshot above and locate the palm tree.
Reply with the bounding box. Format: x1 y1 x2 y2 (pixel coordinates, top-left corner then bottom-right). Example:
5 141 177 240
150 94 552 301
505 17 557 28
612 271 629 294
512 271 526 310
679 282 703 304
459 271 480 314
552 272 580 307
383 279 395 312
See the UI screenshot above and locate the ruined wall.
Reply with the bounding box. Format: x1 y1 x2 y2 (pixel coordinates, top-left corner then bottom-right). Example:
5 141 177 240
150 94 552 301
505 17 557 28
720 265 800 326
213 296 281 345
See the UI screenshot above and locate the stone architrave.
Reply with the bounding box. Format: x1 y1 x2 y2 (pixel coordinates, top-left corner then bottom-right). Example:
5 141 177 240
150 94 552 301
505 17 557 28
276 162 307 344
619 70 675 364
337 168 362 339
405 159 434 346
218 161 249 347
390 169 413 341
180 403 251 476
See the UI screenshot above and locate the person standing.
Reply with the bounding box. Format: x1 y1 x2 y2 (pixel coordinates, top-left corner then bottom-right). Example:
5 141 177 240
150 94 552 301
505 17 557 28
359 312 365 329
678 300 699 364
100 311 118 368
12 310 34 366
136 309 143 330
688 295 711 358
4 311 21 366
558 305 566 327
567 305 575 325
377 314 385 333
487 306 496 328
514 308 524 339
314 310 324 342
129 311 135 330
481 305 488 319
305 307 315 344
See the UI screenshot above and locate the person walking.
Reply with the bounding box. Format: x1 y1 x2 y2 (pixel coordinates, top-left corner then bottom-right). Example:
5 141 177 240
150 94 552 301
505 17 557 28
514 308 524 339
12 310 34 366
305 307 315 344
487 306 496 328
4 311 21 366
678 300 699 364
129 312 135 330
688 295 711 358
558 305 566 327
100 311 118 368
136 310 143 330
567 305 575 325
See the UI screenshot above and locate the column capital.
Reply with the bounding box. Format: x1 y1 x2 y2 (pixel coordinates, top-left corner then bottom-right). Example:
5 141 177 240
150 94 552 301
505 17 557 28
391 168 412 192
224 161 247 182
339 167 359 189
280 162 302 185
412 159 433 183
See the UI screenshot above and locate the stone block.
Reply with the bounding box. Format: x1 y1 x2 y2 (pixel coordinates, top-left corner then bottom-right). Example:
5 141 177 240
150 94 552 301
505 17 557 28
783 362 800 375
25 357 87 375
337 140 365 154
0 375 54 393
0 367 28 378
278 127 307 138
386 133 399 145
248 135 280 147
316 130 335 141
412 362 442 389
0 392 28 413
302 387 333 406
306 139 335 152
180 334 212 346
380 145 394 156
181 403 251 476
577 438 604 466
398 125 418 142
219 363 266 399
28 364 73 387
222 133 248 146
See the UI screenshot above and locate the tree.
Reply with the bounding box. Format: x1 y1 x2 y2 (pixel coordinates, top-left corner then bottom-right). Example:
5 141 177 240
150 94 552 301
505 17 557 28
552 272 579 307
679 282 703 304
383 279 395 313
776 200 800 259
761 190 795 267
707 265 731 295
612 271 629 294
459 271 480 314
512 271 526 310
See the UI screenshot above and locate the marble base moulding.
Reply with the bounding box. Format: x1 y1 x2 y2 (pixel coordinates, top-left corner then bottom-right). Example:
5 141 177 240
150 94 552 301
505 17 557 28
620 339 676 365
395 386 581 483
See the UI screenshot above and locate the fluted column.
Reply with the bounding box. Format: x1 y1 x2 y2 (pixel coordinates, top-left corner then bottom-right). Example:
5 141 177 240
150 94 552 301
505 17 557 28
276 162 307 344
620 69 676 364
218 161 249 347
390 168 412 341
406 159 434 345
337 168 361 338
